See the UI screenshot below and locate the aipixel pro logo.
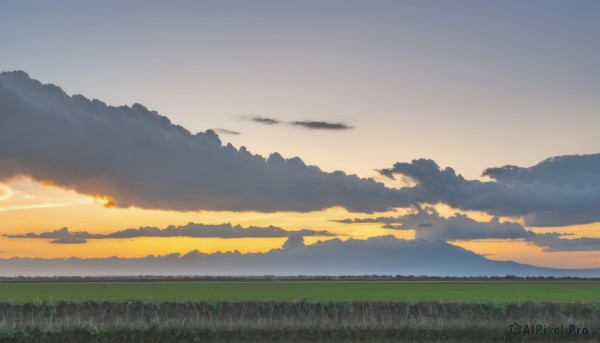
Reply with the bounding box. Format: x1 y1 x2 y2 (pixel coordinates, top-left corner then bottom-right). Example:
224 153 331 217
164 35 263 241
509 322 522 335
509 322 589 336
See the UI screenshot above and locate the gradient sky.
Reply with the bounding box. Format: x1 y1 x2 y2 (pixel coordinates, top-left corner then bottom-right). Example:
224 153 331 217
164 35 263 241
1 1 599 271
2 1 599 177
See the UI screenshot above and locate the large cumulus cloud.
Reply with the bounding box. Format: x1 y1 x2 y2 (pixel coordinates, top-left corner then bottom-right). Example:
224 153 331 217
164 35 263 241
0 71 409 212
3 70 598 227
379 155 600 226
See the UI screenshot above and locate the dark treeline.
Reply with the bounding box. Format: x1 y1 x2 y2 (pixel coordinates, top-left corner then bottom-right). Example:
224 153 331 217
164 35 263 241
1 274 599 283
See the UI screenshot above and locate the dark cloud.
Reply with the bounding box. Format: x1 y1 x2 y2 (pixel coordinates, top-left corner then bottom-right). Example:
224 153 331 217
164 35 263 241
290 121 352 130
10 227 81 240
339 208 532 241
378 154 600 227
3 227 89 244
51 237 88 244
243 116 280 125
482 154 600 227
281 234 305 250
0 71 409 213
338 208 600 252
529 233 600 252
483 155 600 186
389 209 532 241
242 115 353 131
3 71 597 226
5 223 336 244
215 129 240 135
1 235 599 277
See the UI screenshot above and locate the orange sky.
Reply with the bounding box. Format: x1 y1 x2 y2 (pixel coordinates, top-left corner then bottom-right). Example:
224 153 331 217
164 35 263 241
2 178 599 269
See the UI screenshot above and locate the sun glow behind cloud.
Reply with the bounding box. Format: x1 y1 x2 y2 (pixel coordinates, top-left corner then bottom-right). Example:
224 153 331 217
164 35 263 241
0 178 401 257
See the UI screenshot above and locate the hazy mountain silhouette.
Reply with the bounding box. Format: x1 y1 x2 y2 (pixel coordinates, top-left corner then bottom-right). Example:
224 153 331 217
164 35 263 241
1 236 598 277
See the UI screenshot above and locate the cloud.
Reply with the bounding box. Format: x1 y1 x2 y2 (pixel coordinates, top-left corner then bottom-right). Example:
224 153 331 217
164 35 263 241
281 234 305 250
1 235 599 277
338 208 600 252
18 213 596 251
529 233 600 252
2 71 597 225
5 223 337 244
51 237 88 244
215 129 240 135
6 227 91 244
290 121 352 130
338 208 532 241
378 154 600 227
242 115 353 131
482 154 600 227
388 209 531 241
0 71 409 213
243 116 280 125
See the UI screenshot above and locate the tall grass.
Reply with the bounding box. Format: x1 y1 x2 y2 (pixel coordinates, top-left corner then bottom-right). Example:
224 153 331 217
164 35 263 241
0 301 597 342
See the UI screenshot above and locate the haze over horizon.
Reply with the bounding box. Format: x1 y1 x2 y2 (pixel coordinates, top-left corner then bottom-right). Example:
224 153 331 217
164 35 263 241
1 1 599 275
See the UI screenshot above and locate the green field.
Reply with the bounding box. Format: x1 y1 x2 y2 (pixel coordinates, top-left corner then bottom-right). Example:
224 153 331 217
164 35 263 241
1 281 599 303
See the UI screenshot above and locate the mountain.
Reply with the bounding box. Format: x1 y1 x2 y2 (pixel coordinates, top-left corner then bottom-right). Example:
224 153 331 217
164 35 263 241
1 236 599 277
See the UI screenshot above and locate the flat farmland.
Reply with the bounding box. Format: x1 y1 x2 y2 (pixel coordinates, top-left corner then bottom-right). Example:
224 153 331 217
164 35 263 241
1 281 599 303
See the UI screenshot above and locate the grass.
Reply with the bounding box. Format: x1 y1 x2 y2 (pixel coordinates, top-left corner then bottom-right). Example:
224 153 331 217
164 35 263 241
0 326 533 343
0 281 599 303
1 301 598 342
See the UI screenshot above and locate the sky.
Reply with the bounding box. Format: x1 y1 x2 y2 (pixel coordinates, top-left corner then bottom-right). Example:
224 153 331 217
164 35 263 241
0 1 599 274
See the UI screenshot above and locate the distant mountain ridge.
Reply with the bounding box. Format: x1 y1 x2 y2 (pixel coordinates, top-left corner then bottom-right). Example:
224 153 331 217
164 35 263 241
1 236 599 277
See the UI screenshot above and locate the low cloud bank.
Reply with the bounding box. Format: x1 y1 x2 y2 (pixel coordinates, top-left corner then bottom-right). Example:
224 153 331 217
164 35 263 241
5 223 335 244
338 208 600 252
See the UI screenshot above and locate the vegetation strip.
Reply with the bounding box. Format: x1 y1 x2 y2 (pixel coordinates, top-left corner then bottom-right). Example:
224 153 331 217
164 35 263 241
2 327 591 343
0 302 598 342
2 281 600 303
